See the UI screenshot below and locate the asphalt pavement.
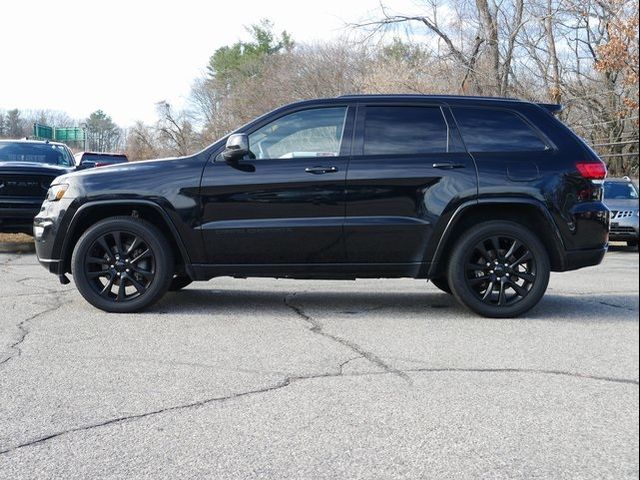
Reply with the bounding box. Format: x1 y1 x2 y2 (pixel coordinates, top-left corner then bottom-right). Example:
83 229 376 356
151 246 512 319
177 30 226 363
0 247 638 479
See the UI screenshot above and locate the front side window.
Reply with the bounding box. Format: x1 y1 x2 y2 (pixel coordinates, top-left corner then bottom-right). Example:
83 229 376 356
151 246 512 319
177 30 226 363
248 107 348 159
363 106 449 155
452 107 547 152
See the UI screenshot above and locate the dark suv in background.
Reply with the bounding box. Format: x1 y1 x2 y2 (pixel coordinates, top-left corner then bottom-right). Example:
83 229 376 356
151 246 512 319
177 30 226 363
34 95 609 317
73 151 128 167
0 139 78 234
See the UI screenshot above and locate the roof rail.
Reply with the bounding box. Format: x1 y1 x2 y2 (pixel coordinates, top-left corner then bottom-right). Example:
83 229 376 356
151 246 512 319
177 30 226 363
336 93 522 102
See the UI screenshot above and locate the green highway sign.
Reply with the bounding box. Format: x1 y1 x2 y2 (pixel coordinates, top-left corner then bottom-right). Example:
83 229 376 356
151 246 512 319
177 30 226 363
32 123 86 144
33 123 54 140
54 127 85 142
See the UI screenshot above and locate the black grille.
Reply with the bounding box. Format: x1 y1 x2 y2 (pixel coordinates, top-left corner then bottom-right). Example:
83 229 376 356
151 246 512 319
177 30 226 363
0 175 54 197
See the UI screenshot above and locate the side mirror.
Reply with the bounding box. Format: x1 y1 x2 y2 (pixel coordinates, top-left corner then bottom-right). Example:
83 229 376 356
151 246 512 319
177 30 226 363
77 160 97 170
222 134 249 162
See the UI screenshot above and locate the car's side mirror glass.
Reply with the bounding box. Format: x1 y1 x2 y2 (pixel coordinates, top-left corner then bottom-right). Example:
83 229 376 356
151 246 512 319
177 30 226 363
222 134 249 163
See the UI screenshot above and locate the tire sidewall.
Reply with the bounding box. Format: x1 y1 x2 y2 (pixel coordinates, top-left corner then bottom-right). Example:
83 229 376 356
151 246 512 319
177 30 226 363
71 217 173 313
448 221 550 318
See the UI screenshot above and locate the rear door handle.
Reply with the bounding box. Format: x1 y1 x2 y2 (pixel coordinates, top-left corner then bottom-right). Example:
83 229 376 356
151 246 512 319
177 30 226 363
432 162 466 169
305 166 338 174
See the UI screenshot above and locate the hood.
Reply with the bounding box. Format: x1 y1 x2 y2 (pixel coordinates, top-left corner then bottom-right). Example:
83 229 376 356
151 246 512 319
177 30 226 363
604 198 640 211
52 155 185 188
0 161 75 176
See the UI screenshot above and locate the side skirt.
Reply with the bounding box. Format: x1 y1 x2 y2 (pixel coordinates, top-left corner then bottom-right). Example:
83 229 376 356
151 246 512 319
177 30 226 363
190 262 431 281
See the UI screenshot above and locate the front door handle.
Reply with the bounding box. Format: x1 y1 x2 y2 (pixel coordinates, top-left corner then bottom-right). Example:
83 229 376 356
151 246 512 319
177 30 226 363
305 166 338 174
432 162 466 169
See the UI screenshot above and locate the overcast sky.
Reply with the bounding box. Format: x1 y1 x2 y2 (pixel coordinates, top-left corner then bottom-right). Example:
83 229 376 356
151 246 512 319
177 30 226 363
0 0 423 126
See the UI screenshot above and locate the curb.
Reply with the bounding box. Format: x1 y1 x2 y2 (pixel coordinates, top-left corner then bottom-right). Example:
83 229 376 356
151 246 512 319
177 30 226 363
0 242 36 254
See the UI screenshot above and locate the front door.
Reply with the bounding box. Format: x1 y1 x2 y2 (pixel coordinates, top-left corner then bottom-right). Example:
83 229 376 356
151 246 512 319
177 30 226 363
200 105 354 265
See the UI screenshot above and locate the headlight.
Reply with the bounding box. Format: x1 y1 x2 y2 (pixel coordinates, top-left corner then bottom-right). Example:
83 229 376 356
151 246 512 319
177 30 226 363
46 184 69 202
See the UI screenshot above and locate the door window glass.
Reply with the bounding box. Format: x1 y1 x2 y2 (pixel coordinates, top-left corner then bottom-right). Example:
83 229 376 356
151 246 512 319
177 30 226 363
363 106 449 155
249 107 347 159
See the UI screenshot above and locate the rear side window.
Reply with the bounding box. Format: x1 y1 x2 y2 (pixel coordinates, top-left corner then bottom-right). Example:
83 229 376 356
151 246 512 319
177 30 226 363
452 107 547 152
363 106 449 155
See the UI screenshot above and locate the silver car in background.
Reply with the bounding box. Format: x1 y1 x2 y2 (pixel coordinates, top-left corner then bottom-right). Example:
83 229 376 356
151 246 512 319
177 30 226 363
603 177 640 247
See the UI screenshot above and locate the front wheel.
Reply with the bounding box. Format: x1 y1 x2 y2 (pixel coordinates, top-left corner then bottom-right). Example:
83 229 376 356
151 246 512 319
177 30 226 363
71 217 174 313
447 221 550 318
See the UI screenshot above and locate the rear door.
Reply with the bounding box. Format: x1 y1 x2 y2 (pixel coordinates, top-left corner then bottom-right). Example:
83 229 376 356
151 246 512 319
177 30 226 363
344 103 477 265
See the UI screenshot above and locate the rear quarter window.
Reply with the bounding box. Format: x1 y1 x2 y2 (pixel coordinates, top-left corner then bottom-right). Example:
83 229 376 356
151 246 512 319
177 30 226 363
452 107 548 153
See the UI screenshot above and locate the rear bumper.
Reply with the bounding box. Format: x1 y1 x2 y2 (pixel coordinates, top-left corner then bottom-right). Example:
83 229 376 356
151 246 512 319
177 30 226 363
563 246 607 271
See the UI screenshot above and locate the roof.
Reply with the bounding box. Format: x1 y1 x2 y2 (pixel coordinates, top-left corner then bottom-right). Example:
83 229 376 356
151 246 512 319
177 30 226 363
0 138 68 147
74 151 127 156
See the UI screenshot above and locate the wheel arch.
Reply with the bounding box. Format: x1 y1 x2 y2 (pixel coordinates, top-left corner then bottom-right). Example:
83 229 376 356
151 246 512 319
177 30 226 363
60 200 192 277
428 198 566 278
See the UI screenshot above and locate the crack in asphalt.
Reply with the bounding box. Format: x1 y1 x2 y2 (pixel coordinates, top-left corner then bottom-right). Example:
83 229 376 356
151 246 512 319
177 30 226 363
0 370 339 456
1 363 636 456
404 367 639 386
0 297 69 367
284 292 412 383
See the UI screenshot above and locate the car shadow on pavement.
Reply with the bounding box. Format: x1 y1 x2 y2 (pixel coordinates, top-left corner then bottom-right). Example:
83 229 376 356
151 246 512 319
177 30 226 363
153 288 639 322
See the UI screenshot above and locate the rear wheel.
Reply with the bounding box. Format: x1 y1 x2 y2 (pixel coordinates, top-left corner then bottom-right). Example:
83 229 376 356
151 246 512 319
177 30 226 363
71 217 174 312
447 221 550 318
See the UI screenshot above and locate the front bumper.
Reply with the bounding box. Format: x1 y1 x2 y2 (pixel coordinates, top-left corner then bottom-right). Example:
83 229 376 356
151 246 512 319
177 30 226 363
609 216 639 241
0 198 43 233
33 197 75 275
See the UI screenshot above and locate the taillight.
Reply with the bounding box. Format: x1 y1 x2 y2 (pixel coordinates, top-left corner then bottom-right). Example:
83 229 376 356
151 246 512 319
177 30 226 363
576 162 607 180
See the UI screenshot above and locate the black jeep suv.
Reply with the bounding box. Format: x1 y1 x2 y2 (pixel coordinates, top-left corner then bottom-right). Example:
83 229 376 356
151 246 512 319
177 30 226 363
34 95 609 317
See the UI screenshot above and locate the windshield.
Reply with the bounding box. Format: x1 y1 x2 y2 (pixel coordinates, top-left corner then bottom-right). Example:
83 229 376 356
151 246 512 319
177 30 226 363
0 142 74 167
604 181 639 200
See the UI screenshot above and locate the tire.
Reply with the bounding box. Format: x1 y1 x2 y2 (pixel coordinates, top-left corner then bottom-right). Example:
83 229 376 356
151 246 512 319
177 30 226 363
430 276 452 294
447 221 550 318
169 275 193 292
71 216 174 313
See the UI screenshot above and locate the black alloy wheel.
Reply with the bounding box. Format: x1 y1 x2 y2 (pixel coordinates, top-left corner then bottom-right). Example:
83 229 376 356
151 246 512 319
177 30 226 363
448 221 550 318
84 230 156 302
72 217 174 312
464 235 536 307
